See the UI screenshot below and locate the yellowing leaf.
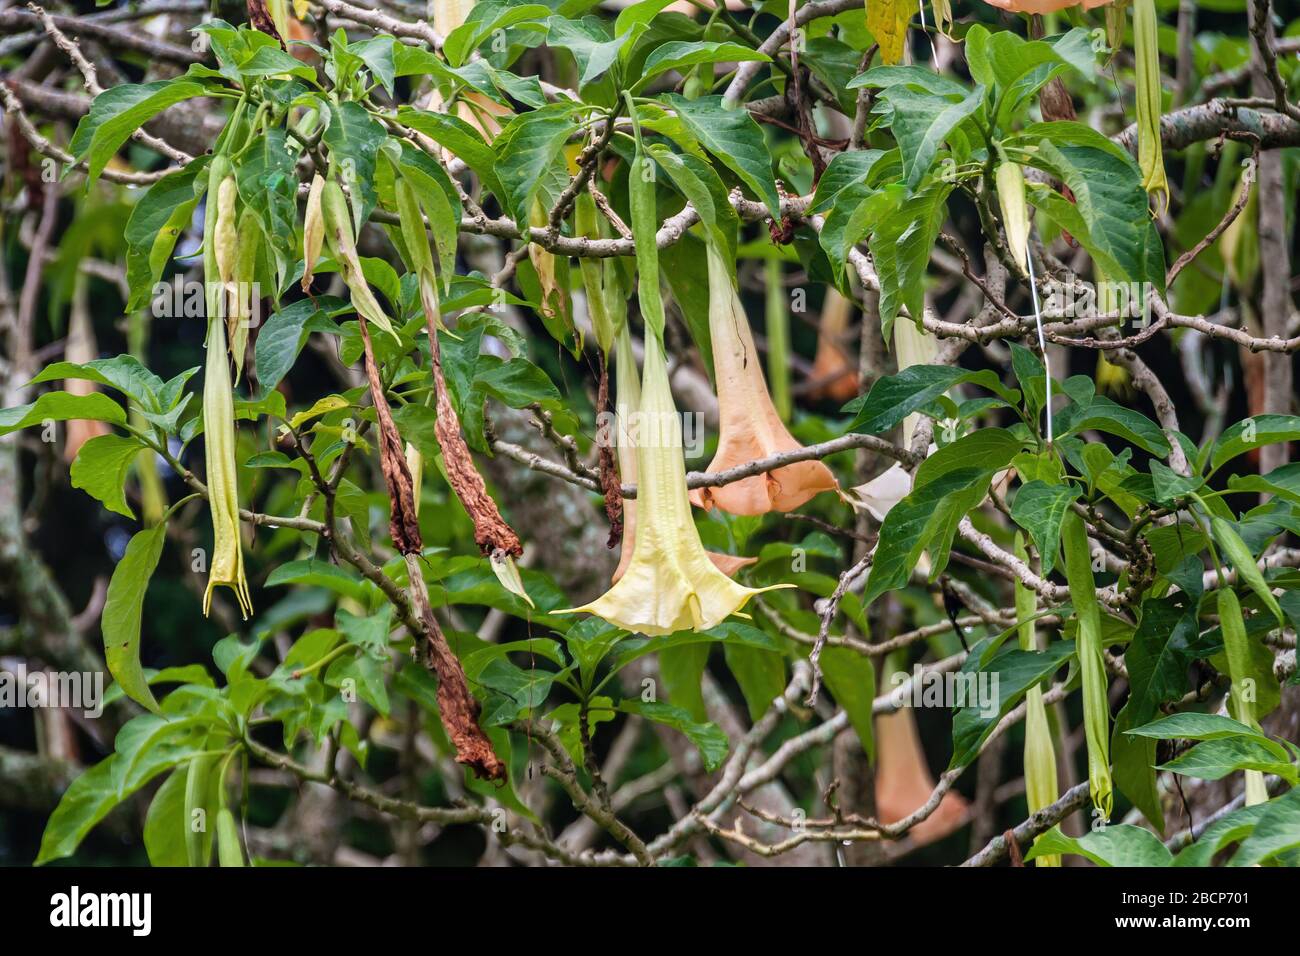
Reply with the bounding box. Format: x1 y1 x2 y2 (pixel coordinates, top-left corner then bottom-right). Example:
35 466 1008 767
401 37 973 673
289 394 350 430
868 0 912 66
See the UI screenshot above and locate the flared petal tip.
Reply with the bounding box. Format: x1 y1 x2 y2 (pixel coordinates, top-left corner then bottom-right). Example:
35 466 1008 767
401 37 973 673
691 460 839 516
205 578 253 621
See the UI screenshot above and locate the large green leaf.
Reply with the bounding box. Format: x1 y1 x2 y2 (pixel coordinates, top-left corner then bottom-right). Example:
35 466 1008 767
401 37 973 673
36 757 121 865
545 16 625 86
1158 737 1298 783
864 464 1004 606
949 638 1076 769
68 79 206 185
844 364 1019 435
664 94 780 218
1024 824 1173 867
1209 415 1300 473
876 84 984 188
70 434 146 519
1023 140 1165 290
395 107 502 197
0 391 126 436
1230 788 1300 867
493 103 578 228
1054 395 1170 456
443 1 552 66
636 41 769 91
143 768 189 867
820 646 876 760
103 522 170 714
1009 480 1077 577
619 699 729 772
868 182 953 331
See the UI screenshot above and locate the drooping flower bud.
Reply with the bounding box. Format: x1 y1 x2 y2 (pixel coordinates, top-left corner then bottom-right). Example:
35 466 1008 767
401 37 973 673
995 160 1030 277
1133 0 1169 213
301 173 326 292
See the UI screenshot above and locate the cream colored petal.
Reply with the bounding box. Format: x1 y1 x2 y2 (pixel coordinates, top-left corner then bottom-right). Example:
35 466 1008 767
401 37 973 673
565 334 788 635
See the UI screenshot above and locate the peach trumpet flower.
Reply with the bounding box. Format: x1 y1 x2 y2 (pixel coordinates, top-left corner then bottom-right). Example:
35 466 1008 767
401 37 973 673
805 289 860 405
982 0 1109 13
564 333 789 636
690 243 838 515
875 688 969 846
610 325 754 584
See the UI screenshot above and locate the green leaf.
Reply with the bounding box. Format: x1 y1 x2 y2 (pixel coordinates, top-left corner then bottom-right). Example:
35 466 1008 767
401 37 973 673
493 103 578 228
949 638 1076 769
545 16 625 87
322 100 386 225
811 149 886 214
1010 480 1076 576
1054 395 1170 456
1210 516 1285 625
238 45 316 81
877 84 984 188
868 182 952 331
663 95 780 218
267 558 372 604
144 768 189 867
1227 462 1300 506
619 699 729 771
1111 702 1164 833
1159 737 1298 783
103 521 170 714
1230 788 1300 867
820 646 876 760
123 159 207 310
636 41 769 91
1024 824 1173 867
845 365 1019 435
864 465 1001 606
395 107 503 198
658 643 710 722
1172 802 1269 867
70 433 146 519
1210 415 1300 473
1127 711 1278 744
722 642 785 723
254 299 337 397
1023 140 1165 290
36 757 120 865
0 390 125 436
68 79 206 185
443 1 552 66
602 624 778 686
478 658 558 725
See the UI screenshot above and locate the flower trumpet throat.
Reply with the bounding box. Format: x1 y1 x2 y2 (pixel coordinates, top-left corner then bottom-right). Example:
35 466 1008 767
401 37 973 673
691 243 838 515
566 335 790 636
202 315 252 620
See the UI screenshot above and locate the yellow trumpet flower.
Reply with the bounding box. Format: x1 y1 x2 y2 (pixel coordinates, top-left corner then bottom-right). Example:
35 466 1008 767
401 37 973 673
565 334 789 636
610 326 754 584
690 243 838 515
